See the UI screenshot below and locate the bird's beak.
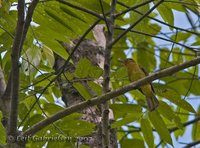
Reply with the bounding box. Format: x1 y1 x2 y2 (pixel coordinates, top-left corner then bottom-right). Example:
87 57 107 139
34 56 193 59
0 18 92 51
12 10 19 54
118 59 124 63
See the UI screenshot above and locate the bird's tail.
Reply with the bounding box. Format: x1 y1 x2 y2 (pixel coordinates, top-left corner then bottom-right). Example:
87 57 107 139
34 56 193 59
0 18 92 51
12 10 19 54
146 94 159 111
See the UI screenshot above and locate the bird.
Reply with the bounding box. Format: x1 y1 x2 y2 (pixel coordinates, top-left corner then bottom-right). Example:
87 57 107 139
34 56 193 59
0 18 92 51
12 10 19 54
121 58 159 111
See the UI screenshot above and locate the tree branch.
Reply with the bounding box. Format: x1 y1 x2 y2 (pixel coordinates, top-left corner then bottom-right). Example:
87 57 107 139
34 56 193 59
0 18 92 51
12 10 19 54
101 0 116 147
7 0 39 140
183 140 200 148
22 57 200 136
8 0 25 137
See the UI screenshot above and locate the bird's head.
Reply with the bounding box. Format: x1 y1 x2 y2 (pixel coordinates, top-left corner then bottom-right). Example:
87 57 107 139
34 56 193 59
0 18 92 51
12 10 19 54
119 58 136 66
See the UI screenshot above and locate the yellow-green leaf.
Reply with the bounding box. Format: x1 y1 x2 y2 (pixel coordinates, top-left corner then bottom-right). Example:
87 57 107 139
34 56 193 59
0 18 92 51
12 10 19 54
148 111 173 145
110 104 142 119
171 32 191 42
73 82 92 99
158 101 183 129
121 139 145 148
75 58 91 78
141 118 154 148
43 103 64 115
192 106 200 140
156 3 174 27
0 112 6 145
42 45 55 68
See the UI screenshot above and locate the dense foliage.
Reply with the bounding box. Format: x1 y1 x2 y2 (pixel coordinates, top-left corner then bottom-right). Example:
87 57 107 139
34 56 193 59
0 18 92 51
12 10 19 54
0 0 200 147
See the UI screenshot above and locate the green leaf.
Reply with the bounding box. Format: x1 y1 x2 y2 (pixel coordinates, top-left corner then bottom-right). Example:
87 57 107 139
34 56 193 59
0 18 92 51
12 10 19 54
171 32 191 42
129 0 150 44
110 104 142 128
156 3 174 27
146 23 161 35
41 39 68 60
75 58 92 78
112 114 141 128
33 73 56 88
60 6 86 23
166 2 186 12
192 106 200 140
0 112 6 145
135 42 156 71
73 0 110 14
52 86 62 98
159 48 172 69
172 48 183 64
43 93 54 103
191 39 200 46
65 72 74 80
155 84 196 113
141 118 154 148
22 46 42 75
43 103 64 115
148 111 173 145
45 7 74 31
42 45 55 68
158 101 183 129
23 114 45 131
19 103 29 120
121 139 145 148
165 94 195 113
89 66 103 78
113 67 128 81
59 113 95 136
73 82 92 99
87 81 102 96
110 104 142 119
190 79 200 96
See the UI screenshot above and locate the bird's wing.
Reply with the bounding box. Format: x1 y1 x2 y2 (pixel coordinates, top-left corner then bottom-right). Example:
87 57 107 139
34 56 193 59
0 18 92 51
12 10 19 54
139 64 149 76
139 64 155 93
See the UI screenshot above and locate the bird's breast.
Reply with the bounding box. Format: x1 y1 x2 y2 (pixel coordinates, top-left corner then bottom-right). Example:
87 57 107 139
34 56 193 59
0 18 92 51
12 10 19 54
127 64 145 81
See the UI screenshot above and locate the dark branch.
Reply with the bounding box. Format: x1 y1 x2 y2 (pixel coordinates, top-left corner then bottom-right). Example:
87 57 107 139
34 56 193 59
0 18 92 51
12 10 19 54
101 0 117 147
183 140 200 148
8 0 25 137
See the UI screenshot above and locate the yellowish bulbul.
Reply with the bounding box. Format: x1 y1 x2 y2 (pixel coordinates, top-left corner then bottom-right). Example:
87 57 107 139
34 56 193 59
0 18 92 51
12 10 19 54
122 58 159 111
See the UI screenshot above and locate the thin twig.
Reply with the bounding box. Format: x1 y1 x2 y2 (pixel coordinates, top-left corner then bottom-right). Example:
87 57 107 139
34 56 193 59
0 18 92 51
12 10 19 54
99 0 109 32
183 140 200 148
